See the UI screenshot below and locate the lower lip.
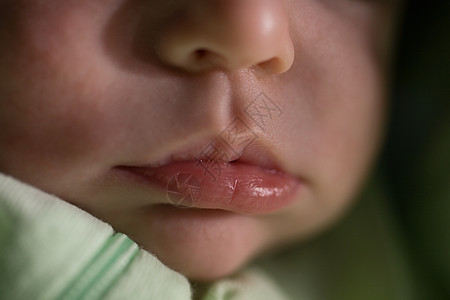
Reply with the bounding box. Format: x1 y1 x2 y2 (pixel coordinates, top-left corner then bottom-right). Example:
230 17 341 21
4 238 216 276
116 162 301 214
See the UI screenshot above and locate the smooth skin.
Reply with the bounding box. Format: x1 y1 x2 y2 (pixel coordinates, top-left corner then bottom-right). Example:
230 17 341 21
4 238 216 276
0 0 401 280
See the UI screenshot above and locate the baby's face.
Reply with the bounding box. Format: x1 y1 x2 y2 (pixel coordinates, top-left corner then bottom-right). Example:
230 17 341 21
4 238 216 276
0 0 400 280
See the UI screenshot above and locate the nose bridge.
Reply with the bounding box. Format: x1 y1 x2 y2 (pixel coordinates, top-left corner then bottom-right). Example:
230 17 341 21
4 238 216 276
156 0 294 74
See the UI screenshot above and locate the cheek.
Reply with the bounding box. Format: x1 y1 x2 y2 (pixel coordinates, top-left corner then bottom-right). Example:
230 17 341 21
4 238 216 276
0 76 119 188
260 3 391 243
0 12 121 189
285 2 387 212
312 36 384 190
0 1 180 194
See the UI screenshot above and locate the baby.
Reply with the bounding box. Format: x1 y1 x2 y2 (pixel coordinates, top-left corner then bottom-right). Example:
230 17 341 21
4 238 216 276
0 0 403 298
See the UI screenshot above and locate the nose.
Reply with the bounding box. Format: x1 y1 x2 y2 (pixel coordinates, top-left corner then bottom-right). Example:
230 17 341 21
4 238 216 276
155 0 294 74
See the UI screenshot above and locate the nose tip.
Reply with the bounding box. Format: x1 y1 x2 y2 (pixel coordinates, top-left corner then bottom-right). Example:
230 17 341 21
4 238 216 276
155 0 294 74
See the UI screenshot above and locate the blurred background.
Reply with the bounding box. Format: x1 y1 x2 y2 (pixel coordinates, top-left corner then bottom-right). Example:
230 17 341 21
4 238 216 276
382 0 450 298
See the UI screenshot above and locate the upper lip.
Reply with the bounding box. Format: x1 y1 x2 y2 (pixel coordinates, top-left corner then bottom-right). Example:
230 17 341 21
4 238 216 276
120 137 287 174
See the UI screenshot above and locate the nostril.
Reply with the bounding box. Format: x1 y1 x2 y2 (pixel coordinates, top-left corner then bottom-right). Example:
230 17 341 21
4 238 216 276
188 48 226 71
257 56 292 74
194 49 208 59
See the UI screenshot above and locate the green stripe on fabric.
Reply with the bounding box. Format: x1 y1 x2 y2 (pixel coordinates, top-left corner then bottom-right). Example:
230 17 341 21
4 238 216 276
56 233 139 300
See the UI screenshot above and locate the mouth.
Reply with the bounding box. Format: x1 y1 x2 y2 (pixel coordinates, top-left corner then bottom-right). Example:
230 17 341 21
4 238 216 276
115 161 300 214
114 137 304 214
114 141 302 215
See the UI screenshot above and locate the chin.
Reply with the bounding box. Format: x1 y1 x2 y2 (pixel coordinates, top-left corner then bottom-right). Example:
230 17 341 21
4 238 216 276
134 205 266 282
151 237 256 282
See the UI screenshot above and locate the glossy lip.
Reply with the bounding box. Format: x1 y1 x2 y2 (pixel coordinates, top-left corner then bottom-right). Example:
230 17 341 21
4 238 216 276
115 160 301 215
114 139 302 214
